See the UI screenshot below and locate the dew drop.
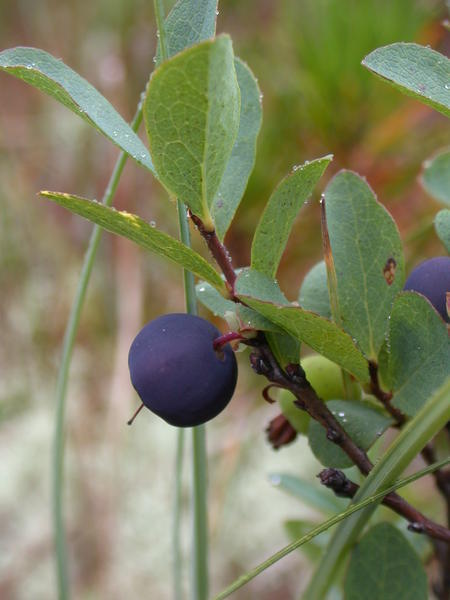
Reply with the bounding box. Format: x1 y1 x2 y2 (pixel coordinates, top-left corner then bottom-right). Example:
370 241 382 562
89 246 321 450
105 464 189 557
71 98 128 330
259 92 264 102
25 64 33 70
445 83 450 90
153 56 157 63
140 152 147 159
112 130 118 137
215 9 219 15
198 286 205 292
156 30 160 38
338 411 345 418
150 220 156 228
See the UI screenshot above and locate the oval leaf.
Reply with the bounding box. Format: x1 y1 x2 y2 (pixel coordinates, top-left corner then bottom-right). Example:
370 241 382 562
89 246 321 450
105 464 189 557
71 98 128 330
212 58 263 240
362 43 450 118
251 156 332 278
236 271 369 382
155 0 218 64
40 191 225 293
0 47 155 173
421 148 450 206
298 260 331 319
324 170 404 359
435 209 450 252
344 523 428 600
308 400 393 468
144 35 240 227
387 292 450 416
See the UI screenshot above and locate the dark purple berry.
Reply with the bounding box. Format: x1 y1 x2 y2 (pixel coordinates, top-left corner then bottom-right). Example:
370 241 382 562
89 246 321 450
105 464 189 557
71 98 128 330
128 313 237 427
403 257 450 322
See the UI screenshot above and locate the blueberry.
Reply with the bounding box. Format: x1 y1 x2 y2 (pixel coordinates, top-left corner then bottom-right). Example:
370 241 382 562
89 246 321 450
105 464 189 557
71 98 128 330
128 313 238 427
403 256 450 322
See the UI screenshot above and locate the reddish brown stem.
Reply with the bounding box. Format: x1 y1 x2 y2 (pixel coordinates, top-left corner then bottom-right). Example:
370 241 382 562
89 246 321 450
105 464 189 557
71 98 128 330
247 336 450 543
319 468 450 544
189 212 237 293
368 360 406 425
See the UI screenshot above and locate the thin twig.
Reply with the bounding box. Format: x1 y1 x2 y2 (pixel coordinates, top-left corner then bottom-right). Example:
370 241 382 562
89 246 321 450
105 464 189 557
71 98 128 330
319 468 450 543
368 361 406 424
189 212 237 294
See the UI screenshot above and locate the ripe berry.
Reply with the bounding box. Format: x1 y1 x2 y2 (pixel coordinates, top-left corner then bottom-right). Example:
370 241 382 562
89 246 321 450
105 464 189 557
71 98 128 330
128 313 238 427
403 256 450 322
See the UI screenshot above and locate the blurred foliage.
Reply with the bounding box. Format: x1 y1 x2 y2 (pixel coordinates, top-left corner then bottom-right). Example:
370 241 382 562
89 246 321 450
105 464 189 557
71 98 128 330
0 1 448 598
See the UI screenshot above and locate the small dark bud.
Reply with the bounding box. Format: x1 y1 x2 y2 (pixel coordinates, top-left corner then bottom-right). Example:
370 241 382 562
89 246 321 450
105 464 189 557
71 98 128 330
249 352 271 375
266 414 297 450
285 363 307 384
318 468 356 497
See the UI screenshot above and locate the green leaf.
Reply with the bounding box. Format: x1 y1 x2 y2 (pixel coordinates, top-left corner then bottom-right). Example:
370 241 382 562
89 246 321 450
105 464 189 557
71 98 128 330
212 58 263 241
344 522 428 600
0 47 155 174
305 378 450 600
270 473 345 514
251 156 332 277
235 267 289 304
308 400 393 468
298 261 331 319
195 279 282 332
144 36 240 227
236 271 369 382
324 170 405 359
196 280 236 316
265 331 300 367
40 191 225 293
362 43 450 118
156 0 218 64
435 209 450 252
387 292 450 416
421 149 450 205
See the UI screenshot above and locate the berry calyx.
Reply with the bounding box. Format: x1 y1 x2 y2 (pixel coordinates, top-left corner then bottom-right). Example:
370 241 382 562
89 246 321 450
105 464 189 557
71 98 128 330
128 313 238 427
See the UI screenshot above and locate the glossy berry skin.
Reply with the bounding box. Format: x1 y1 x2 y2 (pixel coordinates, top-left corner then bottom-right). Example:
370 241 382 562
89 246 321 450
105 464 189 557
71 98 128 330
128 313 237 427
403 256 450 323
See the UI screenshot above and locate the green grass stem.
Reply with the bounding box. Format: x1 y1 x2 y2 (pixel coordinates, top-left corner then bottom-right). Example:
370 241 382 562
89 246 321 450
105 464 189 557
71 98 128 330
52 108 143 600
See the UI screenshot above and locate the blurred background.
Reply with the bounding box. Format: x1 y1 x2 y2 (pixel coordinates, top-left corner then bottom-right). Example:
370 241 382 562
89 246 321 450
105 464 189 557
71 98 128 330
0 0 449 598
